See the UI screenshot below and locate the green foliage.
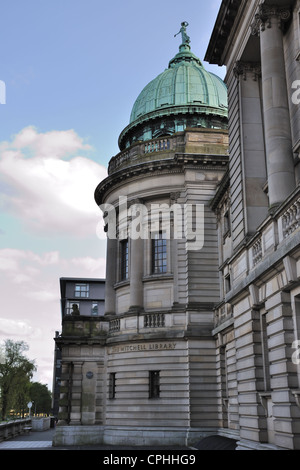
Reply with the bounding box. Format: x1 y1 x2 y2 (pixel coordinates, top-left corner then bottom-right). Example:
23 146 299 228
0 339 36 420
29 382 52 415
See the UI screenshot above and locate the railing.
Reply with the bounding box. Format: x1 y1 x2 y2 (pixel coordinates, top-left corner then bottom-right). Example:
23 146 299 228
109 318 120 332
0 419 31 442
215 186 300 329
144 138 170 154
144 313 165 328
108 134 182 174
282 197 300 238
214 303 232 329
247 190 300 271
251 237 263 267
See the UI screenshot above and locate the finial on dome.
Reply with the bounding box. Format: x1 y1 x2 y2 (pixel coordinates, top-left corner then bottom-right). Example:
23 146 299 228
174 22 191 47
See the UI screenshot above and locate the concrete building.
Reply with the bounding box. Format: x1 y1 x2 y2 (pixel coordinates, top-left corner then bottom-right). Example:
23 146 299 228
53 0 300 450
53 278 105 429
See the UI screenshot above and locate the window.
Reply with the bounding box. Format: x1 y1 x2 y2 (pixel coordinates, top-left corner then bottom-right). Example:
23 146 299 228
120 240 129 281
75 283 89 298
225 274 231 294
260 312 271 391
223 210 230 238
149 371 160 399
65 301 80 316
152 232 167 274
109 373 116 399
91 303 98 316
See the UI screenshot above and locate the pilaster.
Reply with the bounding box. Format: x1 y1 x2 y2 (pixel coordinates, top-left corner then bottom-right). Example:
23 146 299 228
104 237 117 315
233 61 268 234
234 305 268 443
69 361 83 425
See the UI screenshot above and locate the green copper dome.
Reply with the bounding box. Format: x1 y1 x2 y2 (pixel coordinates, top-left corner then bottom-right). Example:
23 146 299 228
130 44 227 123
118 24 228 150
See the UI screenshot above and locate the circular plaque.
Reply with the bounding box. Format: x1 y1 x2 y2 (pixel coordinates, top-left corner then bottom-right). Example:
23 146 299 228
86 371 94 379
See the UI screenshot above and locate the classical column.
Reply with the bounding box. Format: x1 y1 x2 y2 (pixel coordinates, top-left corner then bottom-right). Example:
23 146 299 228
129 236 144 311
251 5 295 208
127 199 144 312
104 236 117 315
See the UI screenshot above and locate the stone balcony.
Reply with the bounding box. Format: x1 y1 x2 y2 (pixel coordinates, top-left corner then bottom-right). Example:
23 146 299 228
107 128 229 175
59 315 109 343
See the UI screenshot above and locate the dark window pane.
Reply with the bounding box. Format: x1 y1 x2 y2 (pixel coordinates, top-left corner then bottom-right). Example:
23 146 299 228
149 371 160 399
120 240 129 280
152 233 167 274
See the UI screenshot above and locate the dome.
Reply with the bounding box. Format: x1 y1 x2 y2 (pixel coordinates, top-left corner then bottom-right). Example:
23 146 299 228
118 24 228 150
130 45 227 124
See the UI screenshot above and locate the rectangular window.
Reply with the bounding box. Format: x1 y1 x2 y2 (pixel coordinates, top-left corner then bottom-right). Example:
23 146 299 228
75 283 89 298
149 371 160 399
120 240 129 281
225 274 231 294
223 210 230 238
91 303 98 316
152 232 167 274
260 312 271 391
109 373 116 399
65 301 80 316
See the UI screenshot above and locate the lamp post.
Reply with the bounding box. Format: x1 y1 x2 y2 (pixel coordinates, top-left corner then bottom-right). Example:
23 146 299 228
27 401 32 418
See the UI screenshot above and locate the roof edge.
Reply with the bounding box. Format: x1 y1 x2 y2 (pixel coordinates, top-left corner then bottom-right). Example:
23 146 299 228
204 0 241 66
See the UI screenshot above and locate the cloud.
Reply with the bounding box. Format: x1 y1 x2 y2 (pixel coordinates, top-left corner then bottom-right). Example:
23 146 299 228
0 126 107 238
0 318 42 339
70 256 106 275
0 247 106 388
0 248 106 288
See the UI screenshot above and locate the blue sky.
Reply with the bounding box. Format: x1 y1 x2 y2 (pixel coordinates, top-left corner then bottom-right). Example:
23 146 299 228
0 0 224 389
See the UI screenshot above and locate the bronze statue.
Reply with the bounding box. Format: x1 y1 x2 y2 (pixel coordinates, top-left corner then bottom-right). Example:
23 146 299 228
174 22 190 45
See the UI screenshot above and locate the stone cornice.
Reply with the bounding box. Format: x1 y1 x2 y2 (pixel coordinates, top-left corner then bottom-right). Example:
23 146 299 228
94 153 229 206
204 0 243 66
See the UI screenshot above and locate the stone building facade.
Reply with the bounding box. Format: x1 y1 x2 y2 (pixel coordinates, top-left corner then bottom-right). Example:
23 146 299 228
205 0 300 450
53 1 300 450
53 27 230 448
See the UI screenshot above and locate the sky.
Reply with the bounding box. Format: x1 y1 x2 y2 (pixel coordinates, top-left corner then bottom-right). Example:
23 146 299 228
0 0 225 391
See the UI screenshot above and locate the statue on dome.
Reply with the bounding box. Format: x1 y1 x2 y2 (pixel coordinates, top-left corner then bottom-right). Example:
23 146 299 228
174 22 191 46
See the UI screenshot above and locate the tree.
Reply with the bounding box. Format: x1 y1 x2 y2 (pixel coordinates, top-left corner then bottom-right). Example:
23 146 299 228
0 340 36 420
29 382 52 416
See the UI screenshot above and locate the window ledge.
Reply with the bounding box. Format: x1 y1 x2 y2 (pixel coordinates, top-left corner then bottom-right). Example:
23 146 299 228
143 273 173 283
114 280 130 289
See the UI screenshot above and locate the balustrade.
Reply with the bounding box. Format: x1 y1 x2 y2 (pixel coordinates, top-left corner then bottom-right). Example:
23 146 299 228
144 138 170 154
109 318 120 332
108 137 173 174
252 238 262 267
144 313 165 328
282 198 300 238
